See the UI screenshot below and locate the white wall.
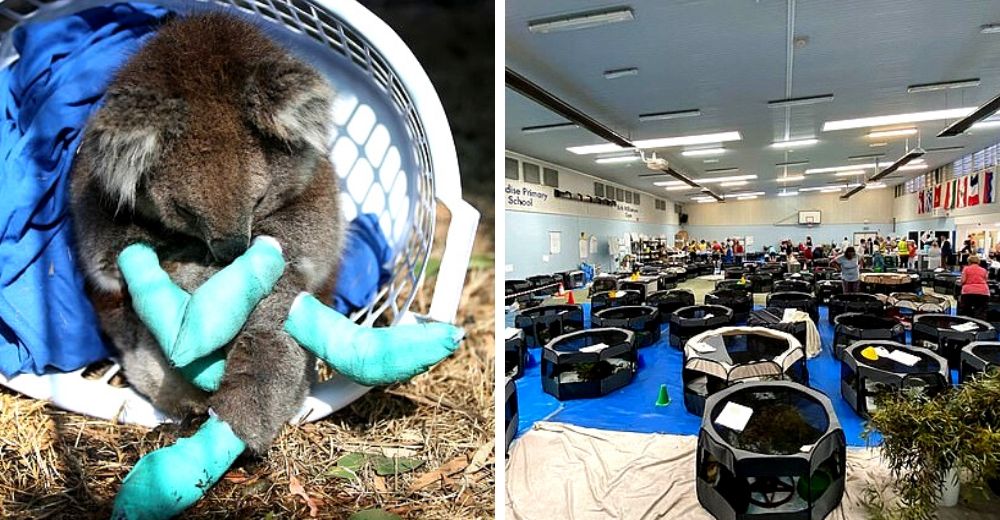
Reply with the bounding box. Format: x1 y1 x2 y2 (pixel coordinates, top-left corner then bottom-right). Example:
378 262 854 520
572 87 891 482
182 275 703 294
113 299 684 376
681 189 896 248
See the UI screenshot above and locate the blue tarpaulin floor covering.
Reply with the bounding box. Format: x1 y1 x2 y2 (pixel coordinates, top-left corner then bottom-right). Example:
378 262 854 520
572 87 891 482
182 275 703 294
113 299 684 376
511 301 962 447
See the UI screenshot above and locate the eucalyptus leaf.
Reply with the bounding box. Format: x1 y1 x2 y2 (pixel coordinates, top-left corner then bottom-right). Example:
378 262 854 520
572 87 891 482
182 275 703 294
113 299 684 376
336 452 367 471
373 455 424 476
325 466 360 481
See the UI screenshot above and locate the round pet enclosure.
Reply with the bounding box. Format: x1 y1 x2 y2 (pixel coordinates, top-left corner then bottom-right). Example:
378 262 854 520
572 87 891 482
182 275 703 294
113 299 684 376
693 261 715 276
919 270 936 287
0 0 479 427
726 267 748 280
861 272 919 295
766 292 818 324
827 293 885 324
911 313 996 367
541 328 637 400
647 289 696 325
746 273 774 293
505 377 517 454
747 308 808 354
592 306 661 348
558 270 586 290
588 275 618 297
619 279 654 303
697 381 846 519
815 278 843 304
526 274 559 297
840 341 949 418
657 272 679 291
886 292 950 316
514 304 585 349
783 272 815 288
933 272 961 296
590 290 642 317
960 341 1000 384
774 279 812 295
505 279 533 307
683 326 808 417
505 328 527 380
812 267 835 280
669 305 735 350
716 279 754 292
706 289 754 323
832 313 905 361
666 265 691 281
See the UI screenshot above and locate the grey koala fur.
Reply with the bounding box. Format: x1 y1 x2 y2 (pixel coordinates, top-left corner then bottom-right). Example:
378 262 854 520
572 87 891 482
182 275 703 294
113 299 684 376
69 13 344 453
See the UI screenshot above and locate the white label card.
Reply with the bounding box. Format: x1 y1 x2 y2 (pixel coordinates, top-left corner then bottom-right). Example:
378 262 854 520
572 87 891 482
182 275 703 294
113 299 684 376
715 402 754 432
579 342 608 354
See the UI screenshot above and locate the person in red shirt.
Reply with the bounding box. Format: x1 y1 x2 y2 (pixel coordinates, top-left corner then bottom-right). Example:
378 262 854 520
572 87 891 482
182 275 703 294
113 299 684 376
959 254 991 319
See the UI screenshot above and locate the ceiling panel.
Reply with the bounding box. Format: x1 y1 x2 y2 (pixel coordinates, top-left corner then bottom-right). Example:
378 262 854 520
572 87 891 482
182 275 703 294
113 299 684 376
505 0 1000 201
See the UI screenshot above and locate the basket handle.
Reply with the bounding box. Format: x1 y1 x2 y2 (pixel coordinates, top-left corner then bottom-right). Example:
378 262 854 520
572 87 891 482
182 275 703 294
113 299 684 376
428 196 479 324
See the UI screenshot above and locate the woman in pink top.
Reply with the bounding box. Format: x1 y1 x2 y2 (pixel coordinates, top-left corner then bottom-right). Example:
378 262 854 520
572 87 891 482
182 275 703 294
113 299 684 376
959 255 991 319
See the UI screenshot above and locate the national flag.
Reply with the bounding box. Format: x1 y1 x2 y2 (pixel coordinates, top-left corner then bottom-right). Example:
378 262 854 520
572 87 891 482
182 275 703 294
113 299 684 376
934 184 941 207
958 176 967 208
968 173 980 206
917 190 925 213
926 188 933 212
986 171 995 203
943 180 952 209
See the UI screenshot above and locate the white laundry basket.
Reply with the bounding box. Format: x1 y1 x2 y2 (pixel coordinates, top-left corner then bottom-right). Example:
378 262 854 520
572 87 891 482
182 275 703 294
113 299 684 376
0 0 479 427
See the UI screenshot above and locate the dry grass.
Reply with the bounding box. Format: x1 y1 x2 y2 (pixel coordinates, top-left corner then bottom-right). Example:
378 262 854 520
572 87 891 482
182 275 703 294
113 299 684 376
0 208 495 519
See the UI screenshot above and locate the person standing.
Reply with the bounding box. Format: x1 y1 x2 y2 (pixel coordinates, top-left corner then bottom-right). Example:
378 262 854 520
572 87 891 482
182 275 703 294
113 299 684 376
897 237 909 269
942 238 953 269
835 246 861 293
959 255 991 319
927 241 942 270
907 240 918 270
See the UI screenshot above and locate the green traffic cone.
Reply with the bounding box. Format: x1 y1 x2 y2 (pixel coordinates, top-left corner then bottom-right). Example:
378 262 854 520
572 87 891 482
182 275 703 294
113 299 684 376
655 384 670 406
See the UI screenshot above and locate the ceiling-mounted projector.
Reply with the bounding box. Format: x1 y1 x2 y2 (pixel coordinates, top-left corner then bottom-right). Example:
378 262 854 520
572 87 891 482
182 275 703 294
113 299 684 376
642 151 669 171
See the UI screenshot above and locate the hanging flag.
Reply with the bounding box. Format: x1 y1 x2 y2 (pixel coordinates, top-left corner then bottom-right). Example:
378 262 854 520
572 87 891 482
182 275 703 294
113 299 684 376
986 170 995 204
934 184 942 207
958 176 967 208
926 188 933 212
968 173 980 206
917 190 925 213
943 180 952 209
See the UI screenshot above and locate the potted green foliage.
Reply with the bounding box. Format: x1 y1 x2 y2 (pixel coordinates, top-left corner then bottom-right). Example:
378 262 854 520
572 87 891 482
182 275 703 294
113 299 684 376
861 370 1000 520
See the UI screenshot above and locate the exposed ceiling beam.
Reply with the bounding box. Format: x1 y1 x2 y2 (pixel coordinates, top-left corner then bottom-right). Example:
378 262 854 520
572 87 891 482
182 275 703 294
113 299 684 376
937 91 1000 137
504 67 723 201
841 148 925 199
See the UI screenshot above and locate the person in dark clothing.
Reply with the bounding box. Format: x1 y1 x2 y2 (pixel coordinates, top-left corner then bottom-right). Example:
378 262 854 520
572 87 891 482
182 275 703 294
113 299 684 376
942 239 954 269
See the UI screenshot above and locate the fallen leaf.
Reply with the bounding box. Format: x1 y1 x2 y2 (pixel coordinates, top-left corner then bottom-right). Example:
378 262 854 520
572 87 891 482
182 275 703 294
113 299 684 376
373 455 423 476
223 469 251 484
288 475 319 518
336 452 367 471
372 475 388 493
325 466 359 481
465 440 494 475
349 509 401 520
406 454 470 493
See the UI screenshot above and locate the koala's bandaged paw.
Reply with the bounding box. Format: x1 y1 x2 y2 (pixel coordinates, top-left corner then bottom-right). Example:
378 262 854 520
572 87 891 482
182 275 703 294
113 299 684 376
111 416 245 520
285 293 463 385
117 237 285 368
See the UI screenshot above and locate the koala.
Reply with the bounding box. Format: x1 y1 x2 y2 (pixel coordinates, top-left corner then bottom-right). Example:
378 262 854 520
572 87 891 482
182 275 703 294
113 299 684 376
69 13 344 453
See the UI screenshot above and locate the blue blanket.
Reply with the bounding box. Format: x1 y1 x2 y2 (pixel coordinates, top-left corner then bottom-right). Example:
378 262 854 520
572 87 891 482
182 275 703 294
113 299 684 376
0 4 392 377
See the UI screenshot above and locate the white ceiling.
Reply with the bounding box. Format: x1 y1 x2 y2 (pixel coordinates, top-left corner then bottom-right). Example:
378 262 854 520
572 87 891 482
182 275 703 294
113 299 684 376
505 0 1000 202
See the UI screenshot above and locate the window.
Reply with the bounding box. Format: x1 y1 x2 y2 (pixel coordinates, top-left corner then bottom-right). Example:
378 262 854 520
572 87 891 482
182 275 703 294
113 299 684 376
616 188 624 201
594 182 605 197
634 192 640 205
543 167 559 187
625 191 633 204
523 162 541 184
505 158 519 180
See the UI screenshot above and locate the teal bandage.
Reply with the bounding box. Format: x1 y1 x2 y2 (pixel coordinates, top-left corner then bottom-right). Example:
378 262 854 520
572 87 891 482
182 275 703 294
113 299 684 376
284 293 464 386
111 415 245 520
117 237 285 368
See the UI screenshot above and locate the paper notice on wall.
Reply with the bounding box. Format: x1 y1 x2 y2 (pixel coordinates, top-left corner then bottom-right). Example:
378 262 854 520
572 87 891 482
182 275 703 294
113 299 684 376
590 235 598 253
549 231 561 255
579 238 588 259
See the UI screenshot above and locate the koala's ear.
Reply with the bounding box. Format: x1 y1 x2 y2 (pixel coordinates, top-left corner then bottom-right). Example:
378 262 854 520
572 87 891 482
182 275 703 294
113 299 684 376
245 59 334 153
81 86 182 209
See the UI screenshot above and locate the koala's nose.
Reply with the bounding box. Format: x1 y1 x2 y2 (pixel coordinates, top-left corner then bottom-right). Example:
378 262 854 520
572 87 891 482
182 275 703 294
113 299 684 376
209 235 249 263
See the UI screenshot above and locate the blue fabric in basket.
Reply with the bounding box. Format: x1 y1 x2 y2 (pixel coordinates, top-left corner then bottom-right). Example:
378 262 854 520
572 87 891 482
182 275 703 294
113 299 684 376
0 3 170 377
0 4 394 377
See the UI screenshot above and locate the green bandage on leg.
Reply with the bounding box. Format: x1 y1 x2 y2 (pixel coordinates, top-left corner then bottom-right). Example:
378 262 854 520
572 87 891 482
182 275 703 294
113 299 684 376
111 416 245 520
284 293 464 386
177 350 227 392
117 237 285 368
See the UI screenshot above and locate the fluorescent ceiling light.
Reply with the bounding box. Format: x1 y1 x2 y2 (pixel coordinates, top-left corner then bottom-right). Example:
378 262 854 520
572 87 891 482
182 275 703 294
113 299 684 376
806 159 922 174
820 187 844 193
603 67 638 80
720 181 748 187
567 131 742 155
897 164 927 171
865 183 887 189
907 78 980 93
778 190 799 197
848 153 885 161
981 23 1000 34
595 155 639 164
925 146 965 153
867 128 917 138
528 8 635 33
775 160 809 167
822 107 976 131
776 175 805 182
703 158 720 164
682 148 725 157
771 138 818 149
639 109 701 122
728 191 765 197
664 186 692 191
834 170 867 177
704 167 739 173
870 142 888 147
654 174 757 186
767 94 834 108
972 120 1000 129
736 195 758 200
522 122 578 133
696 199 716 203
